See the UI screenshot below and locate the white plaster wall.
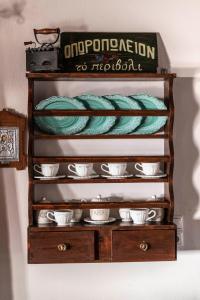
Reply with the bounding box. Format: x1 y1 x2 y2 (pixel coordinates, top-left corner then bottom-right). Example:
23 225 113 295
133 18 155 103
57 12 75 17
0 1 200 299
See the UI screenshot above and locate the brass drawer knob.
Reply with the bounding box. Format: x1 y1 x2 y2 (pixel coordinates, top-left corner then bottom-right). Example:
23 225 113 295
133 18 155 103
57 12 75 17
57 243 70 252
139 241 149 251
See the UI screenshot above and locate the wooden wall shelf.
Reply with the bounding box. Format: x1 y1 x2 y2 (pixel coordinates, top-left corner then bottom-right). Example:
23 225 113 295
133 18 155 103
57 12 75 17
27 72 177 264
26 72 176 81
33 109 169 116
33 133 168 140
32 177 169 184
32 155 170 163
32 199 170 210
29 222 176 232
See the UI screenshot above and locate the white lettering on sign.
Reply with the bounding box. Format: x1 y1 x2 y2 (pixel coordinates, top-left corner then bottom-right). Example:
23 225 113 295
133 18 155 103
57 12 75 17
138 43 146 56
78 41 85 55
85 40 93 54
93 39 101 52
75 59 143 72
64 38 156 60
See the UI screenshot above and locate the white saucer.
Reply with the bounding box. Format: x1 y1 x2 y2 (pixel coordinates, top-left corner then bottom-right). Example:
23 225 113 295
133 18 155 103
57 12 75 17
135 173 167 178
70 219 81 223
68 174 99 180
34 175 66 180
84 217 116 225
101 173 133 179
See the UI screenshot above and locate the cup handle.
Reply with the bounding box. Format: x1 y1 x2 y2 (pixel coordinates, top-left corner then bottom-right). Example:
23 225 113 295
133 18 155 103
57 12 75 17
68 164 78 175
135 163 145 174
146 209 157 221
101 164 110 174
46 211 55 222
33 164 43 175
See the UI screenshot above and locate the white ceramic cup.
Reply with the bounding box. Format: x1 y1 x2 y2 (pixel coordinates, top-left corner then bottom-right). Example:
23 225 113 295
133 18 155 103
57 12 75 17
68 163 93 177
90 208 110 221
37 209 52 224
148 208 165 222
135 162 161 176
47 210 73 226
70 209 83 223
119 208 131 222
130 209 156 224
34 163 59 177
101 163 127 176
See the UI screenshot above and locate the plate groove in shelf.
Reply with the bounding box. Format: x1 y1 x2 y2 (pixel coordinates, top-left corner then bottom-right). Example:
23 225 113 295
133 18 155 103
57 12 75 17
32 155 170 163
32 200 170 210
31 177 169 184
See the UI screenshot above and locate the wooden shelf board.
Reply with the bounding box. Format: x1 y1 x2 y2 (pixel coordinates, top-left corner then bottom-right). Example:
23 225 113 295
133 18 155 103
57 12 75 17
33 109 169 117
32 155 170 163
32 200 170 210
31 177 169 184
29 222 176 232
33 133 168 140
26 72 176 81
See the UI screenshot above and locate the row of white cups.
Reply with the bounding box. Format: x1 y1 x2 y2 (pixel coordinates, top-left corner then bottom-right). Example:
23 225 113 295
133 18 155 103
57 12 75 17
38 206 164 226
34 162 164 178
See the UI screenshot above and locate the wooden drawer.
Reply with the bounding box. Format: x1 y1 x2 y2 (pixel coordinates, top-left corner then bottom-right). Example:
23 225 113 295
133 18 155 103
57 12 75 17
29 231 95 263
112 229 176 262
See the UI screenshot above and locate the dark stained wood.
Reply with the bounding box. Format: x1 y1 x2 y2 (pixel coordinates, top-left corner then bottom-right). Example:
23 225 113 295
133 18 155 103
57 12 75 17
29 223 176 232
26 72 176 80
28 79 34 225
27 71 177 263
33 155 170 163
164 78 175 222
32 176 169 184
32 199 170 210
33 133 168 140
28 225 176 263
98 229 112 262
28 231 95 263
33 109 169 116
33 155 169 164
112 229 176 262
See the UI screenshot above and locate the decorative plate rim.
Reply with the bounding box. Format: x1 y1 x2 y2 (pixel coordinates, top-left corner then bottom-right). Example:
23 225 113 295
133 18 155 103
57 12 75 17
35 96 89 135
104 95 143 134
129 94 167 134
76 94 116 134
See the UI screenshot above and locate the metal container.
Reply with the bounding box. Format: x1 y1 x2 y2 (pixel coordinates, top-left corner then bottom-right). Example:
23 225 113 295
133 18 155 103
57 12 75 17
25 28 61 72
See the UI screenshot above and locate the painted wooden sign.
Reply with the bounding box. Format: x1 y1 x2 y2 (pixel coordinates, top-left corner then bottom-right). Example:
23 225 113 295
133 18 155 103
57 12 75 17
60 32 158 73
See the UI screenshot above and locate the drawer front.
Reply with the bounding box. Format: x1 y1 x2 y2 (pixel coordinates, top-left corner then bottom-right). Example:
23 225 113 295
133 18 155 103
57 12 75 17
29 231 95 263
112 229 176 262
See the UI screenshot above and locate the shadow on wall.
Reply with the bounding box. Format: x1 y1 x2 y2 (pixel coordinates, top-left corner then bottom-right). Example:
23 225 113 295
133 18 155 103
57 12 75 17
0 94 13 299
0 19 27 300
174 78 200 250
0 0 26 23
157 33 171 72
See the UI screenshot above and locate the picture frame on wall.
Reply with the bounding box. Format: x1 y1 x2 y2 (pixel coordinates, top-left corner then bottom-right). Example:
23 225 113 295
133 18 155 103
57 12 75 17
0 109 26 170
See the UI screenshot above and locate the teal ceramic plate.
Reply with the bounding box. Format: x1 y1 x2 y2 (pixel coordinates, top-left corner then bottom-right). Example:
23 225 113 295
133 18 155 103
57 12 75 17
35 96 89 135
76 94 116 134
130 94 168 134
104 95 143 134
